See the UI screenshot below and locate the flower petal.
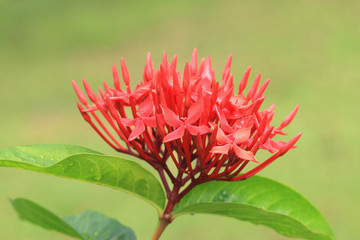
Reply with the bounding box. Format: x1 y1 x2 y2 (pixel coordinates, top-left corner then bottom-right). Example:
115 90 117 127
270 140 286 150
137 97 154 117
233 127 251 144
162 106 183 128
233 145 258 162
261 139 277 153
215 105 233 133
210 144 231 155
131 82 152 100
143 117 157 128
187 125 211 136
110 91 130 105
216 128 230 145
120 118 137 126
128 121 145 141
163 125 185 143
187 100 203 124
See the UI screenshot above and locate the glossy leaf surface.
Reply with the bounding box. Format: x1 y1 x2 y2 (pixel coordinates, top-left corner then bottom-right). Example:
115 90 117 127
0 145 165 211
173 176 335 240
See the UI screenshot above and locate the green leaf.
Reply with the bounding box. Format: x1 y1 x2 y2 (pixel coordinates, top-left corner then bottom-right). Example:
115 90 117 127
11 198 136 240
173 176 335 240
64 210 136 240
0 144 100 167
11 198 84 239
0 144 165 211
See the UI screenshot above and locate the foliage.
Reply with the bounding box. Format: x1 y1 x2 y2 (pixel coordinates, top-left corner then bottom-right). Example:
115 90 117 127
0 145 335 239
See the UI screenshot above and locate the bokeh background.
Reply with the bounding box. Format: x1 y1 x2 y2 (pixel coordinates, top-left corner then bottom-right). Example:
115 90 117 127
0 0 359 239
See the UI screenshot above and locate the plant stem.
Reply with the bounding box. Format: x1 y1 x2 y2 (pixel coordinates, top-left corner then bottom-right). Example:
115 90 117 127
157 168 171 196
151 201 175 240
151 217 171 240
151 184 179 240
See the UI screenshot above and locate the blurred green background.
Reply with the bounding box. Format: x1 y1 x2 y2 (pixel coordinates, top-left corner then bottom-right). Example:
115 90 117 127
0 0 359 239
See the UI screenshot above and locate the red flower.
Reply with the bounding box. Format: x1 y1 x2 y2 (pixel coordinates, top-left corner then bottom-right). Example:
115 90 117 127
210 127 257 163
162 100 211 143
120 96 157 141
73 49 301 198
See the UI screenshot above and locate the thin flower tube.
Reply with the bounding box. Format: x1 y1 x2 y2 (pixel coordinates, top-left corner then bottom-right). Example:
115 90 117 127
73 49 301 239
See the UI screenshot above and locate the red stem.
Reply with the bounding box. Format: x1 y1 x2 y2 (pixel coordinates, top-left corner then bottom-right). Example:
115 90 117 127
157 168 171 196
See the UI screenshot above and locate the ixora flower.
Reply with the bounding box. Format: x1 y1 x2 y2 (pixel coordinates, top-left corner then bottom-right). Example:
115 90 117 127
72 49 301 220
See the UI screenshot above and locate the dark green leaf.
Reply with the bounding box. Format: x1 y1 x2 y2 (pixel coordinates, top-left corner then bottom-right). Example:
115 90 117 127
64 210 136 240
11 198 85 239
0 144 165 211
11 198 136 240
173 176 335 240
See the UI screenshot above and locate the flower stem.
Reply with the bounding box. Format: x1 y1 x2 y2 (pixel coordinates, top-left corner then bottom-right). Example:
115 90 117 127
151 202 174 240
151 185 178 239
151 217 171 240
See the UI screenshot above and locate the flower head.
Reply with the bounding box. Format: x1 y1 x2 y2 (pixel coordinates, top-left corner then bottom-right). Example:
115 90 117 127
73 49 301 194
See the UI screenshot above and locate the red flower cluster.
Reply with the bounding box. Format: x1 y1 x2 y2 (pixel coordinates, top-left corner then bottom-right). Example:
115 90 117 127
73 49 301 193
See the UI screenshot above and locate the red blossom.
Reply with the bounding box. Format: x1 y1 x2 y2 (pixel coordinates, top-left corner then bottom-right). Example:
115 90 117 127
73 49 301 200
162 101 211 143
210 127 257 163
120 96 157 141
